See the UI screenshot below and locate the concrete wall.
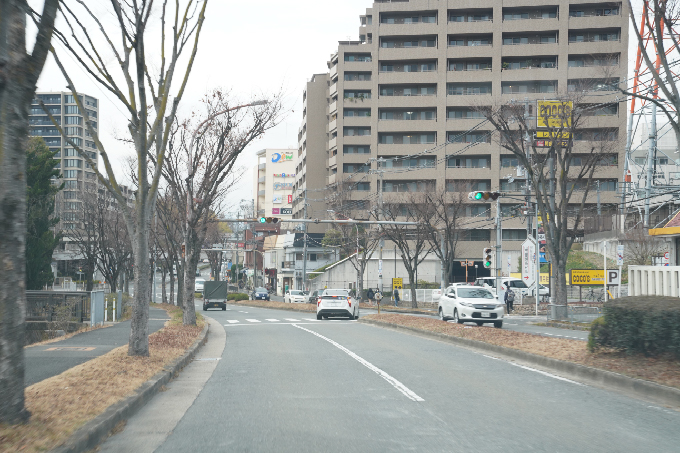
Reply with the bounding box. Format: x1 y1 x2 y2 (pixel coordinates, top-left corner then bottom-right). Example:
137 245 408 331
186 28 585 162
628 265 680 297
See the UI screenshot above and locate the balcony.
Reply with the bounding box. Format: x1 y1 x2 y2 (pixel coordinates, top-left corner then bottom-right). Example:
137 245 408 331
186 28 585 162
329 100 337 114
328 136 337 150
330 65 338 80
330 82 338 97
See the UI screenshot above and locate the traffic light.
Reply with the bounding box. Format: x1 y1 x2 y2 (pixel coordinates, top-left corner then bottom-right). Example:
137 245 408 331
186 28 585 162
259 217 279 224
482 247 493 269
468 191 500 201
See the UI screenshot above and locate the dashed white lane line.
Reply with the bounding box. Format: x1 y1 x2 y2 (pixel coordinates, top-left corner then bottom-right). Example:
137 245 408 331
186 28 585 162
284 318 300 322
226 320 239 324
238 311 249 313
483 355 583 386
265 319 280 322
292 324 424 402
245 319 261 323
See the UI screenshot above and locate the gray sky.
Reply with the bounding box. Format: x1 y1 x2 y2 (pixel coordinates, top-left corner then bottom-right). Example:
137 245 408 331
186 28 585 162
36 0 370 212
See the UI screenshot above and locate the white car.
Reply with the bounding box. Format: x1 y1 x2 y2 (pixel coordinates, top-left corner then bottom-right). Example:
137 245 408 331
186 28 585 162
284 290 307 303
195 278 206 292
316 289 358 320
438 285 504 328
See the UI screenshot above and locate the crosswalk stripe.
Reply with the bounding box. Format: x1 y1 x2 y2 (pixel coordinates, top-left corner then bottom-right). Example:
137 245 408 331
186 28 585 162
226 320 239 324
246 319 261 323
284 318 300 322
265 319 280 322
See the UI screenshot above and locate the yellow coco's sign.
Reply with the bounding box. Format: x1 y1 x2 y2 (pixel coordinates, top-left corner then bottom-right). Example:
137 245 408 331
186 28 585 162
537 100 573 129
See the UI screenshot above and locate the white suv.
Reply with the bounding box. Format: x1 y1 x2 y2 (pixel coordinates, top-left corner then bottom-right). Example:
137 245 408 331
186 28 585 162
438 285 504 328
316 289 358 320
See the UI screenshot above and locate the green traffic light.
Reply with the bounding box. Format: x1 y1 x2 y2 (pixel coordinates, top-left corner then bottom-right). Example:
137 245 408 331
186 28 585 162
259 217 266 223
474 192 483 200
485 261 491 267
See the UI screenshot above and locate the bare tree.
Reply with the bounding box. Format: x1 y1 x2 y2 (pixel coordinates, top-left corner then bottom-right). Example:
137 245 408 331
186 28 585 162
156 190 184 305
95 193 132 293
68 188 99 291
40 1 208 355
162 90 282 325
0 0 59 423
204 220 230 281
479 94 620 316
419 190 466 288
624 228 669 265
376 193 434 308
622 0 680 151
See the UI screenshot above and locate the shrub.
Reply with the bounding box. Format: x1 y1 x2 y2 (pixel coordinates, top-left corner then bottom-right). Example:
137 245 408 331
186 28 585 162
228 293 249 301
591 296 680 357
587 316 609 352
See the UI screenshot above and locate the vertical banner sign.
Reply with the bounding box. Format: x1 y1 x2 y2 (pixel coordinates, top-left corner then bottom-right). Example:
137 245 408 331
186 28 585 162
521 238 536 286
537 216 547 263
616 245 624 266
287 194 293 204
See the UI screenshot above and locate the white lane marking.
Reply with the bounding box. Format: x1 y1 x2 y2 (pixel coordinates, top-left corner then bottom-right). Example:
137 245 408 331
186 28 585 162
226 320 239 324
292 324 424 402
483 355 583 386
223 322 356 327
238 311 249 313
284 318 300 322
305 318 320 321
265 319 280 322
246 319 261 323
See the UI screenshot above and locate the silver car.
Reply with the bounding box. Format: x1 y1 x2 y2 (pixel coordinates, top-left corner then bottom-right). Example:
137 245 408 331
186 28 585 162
438 286 504 328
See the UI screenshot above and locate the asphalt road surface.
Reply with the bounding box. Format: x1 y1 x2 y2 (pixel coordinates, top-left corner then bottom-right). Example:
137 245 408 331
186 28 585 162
100 303 680 453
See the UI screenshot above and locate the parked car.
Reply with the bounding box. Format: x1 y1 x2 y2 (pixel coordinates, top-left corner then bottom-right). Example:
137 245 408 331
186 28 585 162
474 277 530 298
307 290 319 304
438 285 504 328
250 287 270 301
284 290 307 303
195 278 206 292
316 289 358 320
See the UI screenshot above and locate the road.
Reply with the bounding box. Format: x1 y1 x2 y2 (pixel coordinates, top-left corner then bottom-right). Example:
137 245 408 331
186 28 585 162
99 303 680 452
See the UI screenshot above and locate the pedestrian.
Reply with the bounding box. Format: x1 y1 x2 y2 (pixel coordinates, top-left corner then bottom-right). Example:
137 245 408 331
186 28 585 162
367 287 375 305
393 288 400 307
504 289 515 314
375 288 383 306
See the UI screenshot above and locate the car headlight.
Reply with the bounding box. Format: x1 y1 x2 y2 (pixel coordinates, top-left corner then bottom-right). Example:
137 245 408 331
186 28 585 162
459 301 473 307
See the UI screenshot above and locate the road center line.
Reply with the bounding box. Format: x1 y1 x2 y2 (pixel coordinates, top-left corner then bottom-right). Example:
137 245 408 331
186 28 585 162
483 355 583 386
292 324 424 402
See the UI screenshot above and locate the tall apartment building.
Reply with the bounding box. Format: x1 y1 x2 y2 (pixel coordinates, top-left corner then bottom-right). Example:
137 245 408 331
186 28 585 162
253 148 297 222
323 0 628 274
293 74 331 233
30 92 100 268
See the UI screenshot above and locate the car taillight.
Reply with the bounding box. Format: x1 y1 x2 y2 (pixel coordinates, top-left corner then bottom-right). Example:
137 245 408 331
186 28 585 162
347 297 352 307
317 300 321 307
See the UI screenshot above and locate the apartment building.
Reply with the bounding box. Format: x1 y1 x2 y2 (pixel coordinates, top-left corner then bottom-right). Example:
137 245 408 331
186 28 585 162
293 74 331 233
322 0 628 275
253 148 296 224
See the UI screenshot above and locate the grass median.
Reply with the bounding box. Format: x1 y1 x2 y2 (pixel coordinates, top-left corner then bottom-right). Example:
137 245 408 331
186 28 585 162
362 313 680 391
0 303 204 453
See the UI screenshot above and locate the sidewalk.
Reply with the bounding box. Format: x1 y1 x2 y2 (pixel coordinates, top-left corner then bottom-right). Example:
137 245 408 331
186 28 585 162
24 307 170 386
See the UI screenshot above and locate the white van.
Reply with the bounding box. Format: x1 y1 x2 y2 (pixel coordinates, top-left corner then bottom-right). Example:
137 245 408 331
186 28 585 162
474 277 530 297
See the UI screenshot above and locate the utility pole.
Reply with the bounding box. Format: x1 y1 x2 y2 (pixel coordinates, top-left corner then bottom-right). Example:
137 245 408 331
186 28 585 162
496 199 502 280
377 157 386 293
596 180 601 217
644 103 657 228
302 188 308 291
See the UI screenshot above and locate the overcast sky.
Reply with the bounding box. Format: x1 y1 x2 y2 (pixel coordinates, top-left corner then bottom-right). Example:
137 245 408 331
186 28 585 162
36 0 370 213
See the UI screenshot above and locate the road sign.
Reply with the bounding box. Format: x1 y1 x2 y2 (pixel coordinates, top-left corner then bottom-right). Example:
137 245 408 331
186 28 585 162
571 269 620 286
460 260 474 267
616 245 624 266
521 238 536 286
537 100 573 128
392 278 403 290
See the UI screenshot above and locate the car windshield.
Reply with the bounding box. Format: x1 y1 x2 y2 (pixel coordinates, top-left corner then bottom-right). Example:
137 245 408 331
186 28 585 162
255 288 267 292
324 290 349 297
508 281 528 288
290 290 303 295
457 288 494 299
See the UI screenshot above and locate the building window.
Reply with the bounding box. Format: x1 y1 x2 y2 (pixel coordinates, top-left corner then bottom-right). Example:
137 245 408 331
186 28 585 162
63 170 81 179
344 109 371 117
356 182 370 191
382 180 435 193
502 230 528 241
343 163 370 173
379 133 435 145
344 54 372 62
447 131 491 143
64 159 82 168
447 156 490 168
460 230 491 241
344 146 371 154
344 127 371 137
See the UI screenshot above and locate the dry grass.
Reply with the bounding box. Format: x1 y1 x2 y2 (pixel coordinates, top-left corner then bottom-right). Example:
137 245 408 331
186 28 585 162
0 305 204 453
229 300 317 312
358 302 436 314
364 314 680 390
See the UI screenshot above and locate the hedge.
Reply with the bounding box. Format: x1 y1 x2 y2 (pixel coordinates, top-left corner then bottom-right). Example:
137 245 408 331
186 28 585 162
228 293 249 301
588 296 680 358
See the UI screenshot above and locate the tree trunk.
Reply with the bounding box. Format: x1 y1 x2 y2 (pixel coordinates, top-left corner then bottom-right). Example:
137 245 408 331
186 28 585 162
128 234 150 356
182 232 199 326
85 257 94 291
161 269 167 304
553 257 569 320
169 266 175 305
408 270 417 309
0 65 30 425
109 270 118 293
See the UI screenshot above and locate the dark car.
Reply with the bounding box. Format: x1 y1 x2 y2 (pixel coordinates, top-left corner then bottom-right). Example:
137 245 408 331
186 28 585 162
250 287 270 301
308 290 319 304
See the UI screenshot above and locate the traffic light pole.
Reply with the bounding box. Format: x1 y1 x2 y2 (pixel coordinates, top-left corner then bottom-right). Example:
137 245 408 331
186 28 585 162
496 198 502 281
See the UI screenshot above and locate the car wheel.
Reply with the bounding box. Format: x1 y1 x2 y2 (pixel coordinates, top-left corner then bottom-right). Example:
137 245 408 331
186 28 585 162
202 305 207 312
439 307 446 321
317 313 322 320
453 309 463 324
222 305 226 311
475 321 483 326
322 315 328 319
355 308 359 320
348 312 354 320
494 321 503 328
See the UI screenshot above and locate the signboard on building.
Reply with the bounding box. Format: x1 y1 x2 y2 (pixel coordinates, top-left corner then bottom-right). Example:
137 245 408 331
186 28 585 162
570 269 620 286
287 194 293 204
537 100 573 129
392 278 403 290
272 208 280 215
281 208 292 215
273 182 293 190
521 238 536 286
271 152 294 163
272 196 283 204
616 245 624 266
273 173 295 178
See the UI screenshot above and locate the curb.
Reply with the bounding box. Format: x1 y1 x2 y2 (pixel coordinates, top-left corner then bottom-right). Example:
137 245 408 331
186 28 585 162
50 320 210 453
359 318 680 409
534 322 591 331
362 307 436 316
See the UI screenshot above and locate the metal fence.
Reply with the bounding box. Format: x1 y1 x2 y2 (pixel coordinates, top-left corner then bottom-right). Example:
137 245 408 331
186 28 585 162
26 291 91 323
547 304 603 322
